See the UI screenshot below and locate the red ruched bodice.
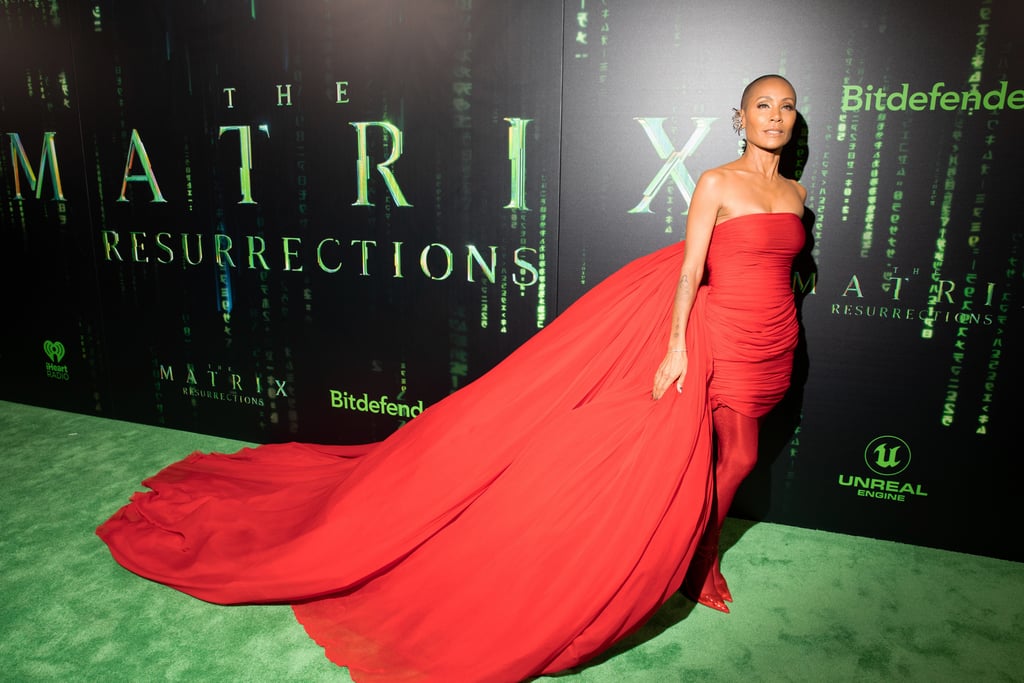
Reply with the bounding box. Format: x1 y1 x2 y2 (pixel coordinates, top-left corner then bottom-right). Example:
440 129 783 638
701 212 804 417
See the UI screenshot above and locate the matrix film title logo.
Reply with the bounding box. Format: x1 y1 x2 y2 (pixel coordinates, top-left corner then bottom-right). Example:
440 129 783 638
158 362 288 407
43 340 69 381
7 111 722 284
838 435 928 503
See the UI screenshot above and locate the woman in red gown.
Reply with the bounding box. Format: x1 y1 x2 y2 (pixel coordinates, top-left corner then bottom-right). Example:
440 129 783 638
98 75 806 682
652 74 807 614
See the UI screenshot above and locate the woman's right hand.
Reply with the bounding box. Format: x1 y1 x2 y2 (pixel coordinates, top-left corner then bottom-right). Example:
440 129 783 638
652 350 687 400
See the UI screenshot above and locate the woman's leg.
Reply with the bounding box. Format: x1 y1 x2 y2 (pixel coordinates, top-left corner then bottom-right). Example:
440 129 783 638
684 405 759 612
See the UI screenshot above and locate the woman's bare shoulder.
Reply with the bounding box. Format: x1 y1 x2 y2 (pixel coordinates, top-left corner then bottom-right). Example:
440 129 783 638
695 166 739 195
787 177 808 203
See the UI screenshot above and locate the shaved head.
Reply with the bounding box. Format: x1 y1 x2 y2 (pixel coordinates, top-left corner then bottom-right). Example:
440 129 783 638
740 74 796 109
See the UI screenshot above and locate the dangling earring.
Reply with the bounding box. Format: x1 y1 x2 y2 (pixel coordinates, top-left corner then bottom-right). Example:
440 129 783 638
731 108 744 135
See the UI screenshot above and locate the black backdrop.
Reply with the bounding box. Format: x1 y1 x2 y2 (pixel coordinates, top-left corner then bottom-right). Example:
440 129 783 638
2 0 1021 562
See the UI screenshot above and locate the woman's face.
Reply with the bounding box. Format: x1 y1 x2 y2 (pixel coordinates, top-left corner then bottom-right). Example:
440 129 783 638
739 78 798 151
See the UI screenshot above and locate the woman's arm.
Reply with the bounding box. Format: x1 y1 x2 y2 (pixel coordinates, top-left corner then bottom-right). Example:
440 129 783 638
651 172 722 400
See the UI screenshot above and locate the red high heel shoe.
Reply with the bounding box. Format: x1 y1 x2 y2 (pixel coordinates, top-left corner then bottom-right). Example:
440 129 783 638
712 554 733 603
683 546 730 613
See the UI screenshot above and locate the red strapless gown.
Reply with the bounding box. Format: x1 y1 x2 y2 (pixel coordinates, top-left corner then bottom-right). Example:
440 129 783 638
97 213 804 682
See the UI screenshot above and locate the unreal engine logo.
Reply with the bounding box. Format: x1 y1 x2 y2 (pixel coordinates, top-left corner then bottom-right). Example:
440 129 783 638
43 340 70 381
838 435 928 503
863 435 911 477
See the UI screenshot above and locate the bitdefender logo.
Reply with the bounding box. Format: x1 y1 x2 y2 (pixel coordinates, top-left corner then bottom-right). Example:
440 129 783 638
837 435 928 503
329 389 424 420
841 81 1024 113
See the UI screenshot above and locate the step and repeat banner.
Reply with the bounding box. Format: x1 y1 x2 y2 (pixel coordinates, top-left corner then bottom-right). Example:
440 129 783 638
2 0 1021 561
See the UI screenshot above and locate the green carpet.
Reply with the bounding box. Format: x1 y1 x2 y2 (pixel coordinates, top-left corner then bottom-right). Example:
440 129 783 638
1 400 1021 682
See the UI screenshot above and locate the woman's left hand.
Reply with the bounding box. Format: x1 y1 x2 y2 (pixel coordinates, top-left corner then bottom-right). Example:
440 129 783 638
652 350 687 400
